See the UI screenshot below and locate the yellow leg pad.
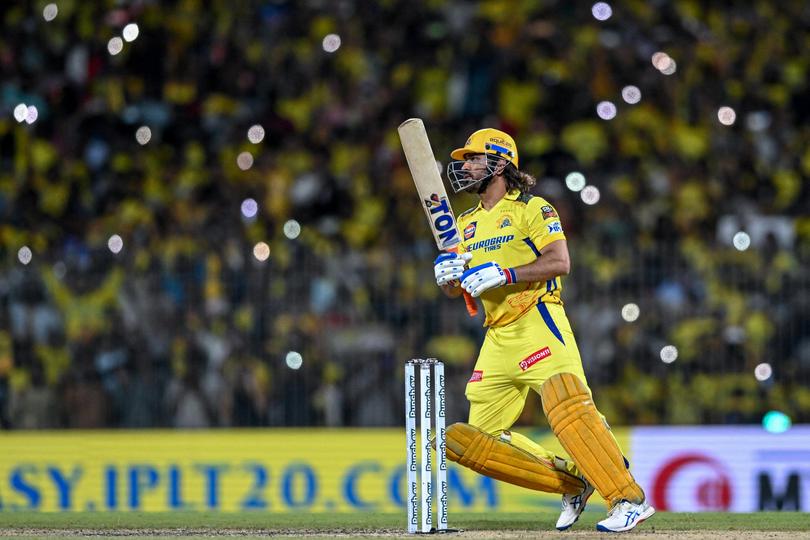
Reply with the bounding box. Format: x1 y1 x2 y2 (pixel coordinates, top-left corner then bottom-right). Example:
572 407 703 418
541 373 645 507
446 422 585 495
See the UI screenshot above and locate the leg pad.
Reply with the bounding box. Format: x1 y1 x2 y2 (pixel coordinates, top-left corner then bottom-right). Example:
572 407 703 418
446 422 585 495
541 372 644 507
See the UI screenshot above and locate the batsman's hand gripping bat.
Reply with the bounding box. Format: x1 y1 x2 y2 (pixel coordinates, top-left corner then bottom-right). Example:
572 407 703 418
398 118 478 317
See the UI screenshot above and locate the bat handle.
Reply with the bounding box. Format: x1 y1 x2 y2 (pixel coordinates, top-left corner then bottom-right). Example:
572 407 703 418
462 290 479 317
447 247 478 317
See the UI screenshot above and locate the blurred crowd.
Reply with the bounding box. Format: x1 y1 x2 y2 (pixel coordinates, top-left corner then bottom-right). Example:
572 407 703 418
1 1 809 430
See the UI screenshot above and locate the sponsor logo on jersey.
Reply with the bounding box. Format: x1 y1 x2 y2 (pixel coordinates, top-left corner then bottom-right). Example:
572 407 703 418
547 221 562 234
467 234 514 252
518 347 552 371
464 222 477 240
468 370 483 382
541 205 558 218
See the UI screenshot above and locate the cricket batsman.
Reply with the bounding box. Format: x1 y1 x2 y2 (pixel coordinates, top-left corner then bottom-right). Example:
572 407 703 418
433 128 654 532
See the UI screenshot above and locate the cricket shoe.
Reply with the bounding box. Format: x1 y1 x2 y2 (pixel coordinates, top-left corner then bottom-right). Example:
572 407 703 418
596 499 655 532
555 478 595 531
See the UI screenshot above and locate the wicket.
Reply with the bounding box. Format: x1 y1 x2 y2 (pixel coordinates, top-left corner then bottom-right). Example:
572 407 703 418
405 358 449 534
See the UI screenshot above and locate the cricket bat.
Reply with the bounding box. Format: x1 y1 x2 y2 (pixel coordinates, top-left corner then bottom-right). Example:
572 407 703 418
398 118 478 317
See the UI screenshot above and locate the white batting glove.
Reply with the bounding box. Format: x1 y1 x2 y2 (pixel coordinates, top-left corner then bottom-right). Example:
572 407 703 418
434 252 473 286
460 262 517 297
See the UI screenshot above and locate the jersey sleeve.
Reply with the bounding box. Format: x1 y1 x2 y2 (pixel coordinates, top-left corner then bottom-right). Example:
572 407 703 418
526 198 566 251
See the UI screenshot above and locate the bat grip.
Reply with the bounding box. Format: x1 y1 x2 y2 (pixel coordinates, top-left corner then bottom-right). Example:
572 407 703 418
447 247 478 317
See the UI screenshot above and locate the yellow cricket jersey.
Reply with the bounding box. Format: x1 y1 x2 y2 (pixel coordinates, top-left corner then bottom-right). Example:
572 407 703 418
457 190 566 328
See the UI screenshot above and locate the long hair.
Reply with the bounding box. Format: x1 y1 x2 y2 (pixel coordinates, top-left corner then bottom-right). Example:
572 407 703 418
502 163 537 193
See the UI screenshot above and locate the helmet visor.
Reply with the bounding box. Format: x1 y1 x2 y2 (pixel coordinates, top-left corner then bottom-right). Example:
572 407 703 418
446 155 499 193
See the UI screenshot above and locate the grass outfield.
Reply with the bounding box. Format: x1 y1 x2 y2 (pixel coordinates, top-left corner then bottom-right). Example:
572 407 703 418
0 511 809 539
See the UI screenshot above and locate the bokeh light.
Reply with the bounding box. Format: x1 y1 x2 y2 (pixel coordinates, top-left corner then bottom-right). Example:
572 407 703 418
652 52 670 70
322 34 341 53
565 172 586 192
621 303 640 322
660 345 678 363
18 246 32 265
247 124 265 144
591 2 612 21
237 151 254 170
762 411 791 434
107 37 124 56
123 23 139 42
733 231 751 251
241 198 258 218
108 234 123 254
253 241 270 261
596 101 617 120
135 126 151 145
718 106 737 126
13 103 27 122
286 351 303 370
283 219 302 239
580 185 601 205
25 106 38 124
754 362 773 382
43 4 58 21
621 85 641 104
660 59 677 75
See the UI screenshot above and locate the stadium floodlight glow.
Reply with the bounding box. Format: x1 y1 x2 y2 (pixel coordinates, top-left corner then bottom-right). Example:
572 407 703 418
565 172 586 192
621 303 640 322
18 246 32 265
580 185 600 205
13 103 27 122
660 345 678 363
322 33 341 53
754 362 773 382
241 198 258 218
107 36 124 56
286 351 303 370
108 234 123 254
237 151 254 171
621 85 641 104
43 3 58 21
733 231 751 251
596 101 617 120
283 219 301 239
718 106 736 126
135 126 152 145
591 2 612 21
247 124 265 144
253 241 270 261
123 23 139 42
762 410 791 434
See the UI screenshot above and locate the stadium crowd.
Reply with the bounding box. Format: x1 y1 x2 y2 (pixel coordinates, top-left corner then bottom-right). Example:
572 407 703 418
1 1 809 429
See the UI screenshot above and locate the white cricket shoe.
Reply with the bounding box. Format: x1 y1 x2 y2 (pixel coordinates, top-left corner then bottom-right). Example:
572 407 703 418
596 499 655 532
555 478 595 531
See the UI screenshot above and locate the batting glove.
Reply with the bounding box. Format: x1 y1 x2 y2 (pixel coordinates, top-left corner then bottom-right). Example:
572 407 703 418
460 262 517 297
434 252 473 286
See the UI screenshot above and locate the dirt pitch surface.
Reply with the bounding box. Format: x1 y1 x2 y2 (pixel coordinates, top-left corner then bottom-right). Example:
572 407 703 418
2 529 810 540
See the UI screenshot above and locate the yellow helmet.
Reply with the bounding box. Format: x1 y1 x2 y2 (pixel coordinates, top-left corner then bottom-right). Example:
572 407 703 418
450 128 519 169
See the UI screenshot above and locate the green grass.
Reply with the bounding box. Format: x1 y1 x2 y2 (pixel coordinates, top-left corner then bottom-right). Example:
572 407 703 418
0 511 807 531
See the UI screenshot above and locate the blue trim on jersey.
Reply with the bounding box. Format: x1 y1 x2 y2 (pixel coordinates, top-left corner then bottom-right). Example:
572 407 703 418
522 237 540 256
537 301 565 345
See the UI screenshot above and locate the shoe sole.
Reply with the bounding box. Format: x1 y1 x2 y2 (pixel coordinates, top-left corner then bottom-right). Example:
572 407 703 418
595 505 655 533
555 487 596 531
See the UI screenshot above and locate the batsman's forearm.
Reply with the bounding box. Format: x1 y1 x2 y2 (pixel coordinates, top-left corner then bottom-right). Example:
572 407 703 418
511 256 569 284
